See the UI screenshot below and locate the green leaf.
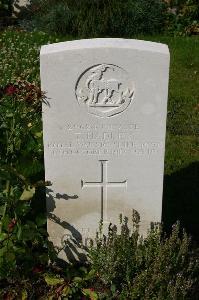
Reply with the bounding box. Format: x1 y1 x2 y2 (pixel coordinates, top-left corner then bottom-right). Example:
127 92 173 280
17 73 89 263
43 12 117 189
6 113 14 118
85 269 96 280
15 202 31 217
0 233 7 242
36 214 46 227
0 246 7 257
37 253 48 264
1 215 10 231
0 205 5 216
62 285 71 296
34 131 43 138
83 288 98 300
73 276 83 283
17 224 22 240
44 273 65 286
5 251 16 263
20 186 35 201
0 122 7 129
12 246 26 255
21 289 28 300
79 266 88 274
111 284 116 293
21 224 37 241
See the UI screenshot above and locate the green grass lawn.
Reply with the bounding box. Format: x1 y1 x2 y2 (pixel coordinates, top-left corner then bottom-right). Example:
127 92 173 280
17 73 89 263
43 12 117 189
0 28 198 238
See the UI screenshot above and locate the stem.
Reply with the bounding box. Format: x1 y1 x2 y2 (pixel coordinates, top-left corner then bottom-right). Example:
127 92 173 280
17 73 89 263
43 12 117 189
6 180 11 197
0 203 7 234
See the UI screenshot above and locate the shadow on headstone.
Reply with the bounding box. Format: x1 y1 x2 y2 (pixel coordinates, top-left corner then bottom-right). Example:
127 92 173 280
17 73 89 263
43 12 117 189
46 188 87 265
162 162 199 242
46 188 78 214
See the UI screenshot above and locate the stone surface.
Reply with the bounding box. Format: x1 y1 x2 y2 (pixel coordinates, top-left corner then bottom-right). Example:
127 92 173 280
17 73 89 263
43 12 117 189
40 38 170 262
13 0 29 14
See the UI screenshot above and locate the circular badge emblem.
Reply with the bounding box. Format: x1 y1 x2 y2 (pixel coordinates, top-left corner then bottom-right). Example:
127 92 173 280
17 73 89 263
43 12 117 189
75 64 135 118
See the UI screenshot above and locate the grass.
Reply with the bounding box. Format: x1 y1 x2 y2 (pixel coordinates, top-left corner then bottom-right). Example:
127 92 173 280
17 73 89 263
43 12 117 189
0 28 198 238
138 35 199 237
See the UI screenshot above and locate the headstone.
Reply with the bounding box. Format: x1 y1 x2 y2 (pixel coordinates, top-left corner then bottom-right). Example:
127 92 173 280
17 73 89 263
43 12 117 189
13 0 29 15
40 38 170 262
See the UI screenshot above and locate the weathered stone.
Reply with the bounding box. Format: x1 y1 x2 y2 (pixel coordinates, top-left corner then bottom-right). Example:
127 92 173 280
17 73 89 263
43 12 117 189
40 38 170 262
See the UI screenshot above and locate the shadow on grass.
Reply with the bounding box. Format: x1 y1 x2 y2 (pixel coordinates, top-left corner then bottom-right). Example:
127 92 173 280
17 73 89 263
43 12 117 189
162 162 199 242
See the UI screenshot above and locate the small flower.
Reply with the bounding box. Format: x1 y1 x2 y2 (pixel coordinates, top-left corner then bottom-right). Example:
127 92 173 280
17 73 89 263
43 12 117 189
194 103 199 111
25 83 35 91
5 85 17 96
32 265 44 274
28 123 32 128
8 218 17 231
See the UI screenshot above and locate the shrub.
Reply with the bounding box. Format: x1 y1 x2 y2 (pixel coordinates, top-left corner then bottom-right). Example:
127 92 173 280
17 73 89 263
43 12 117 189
21 0 74 36
89 212 198 299
166 0 199 35
0 0 16 28
19 0 166 37
0 81 49 279
0 0 13 18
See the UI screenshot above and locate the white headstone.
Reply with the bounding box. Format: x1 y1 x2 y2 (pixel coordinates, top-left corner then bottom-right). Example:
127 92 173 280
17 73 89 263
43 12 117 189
40 38 170 262
13 0 30 14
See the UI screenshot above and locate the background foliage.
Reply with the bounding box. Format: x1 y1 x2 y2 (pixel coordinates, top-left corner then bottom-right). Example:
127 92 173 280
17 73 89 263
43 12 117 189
0 0 16 28
0 0 13 17
0 81 48 279
166 0 199 35
17 0 199 37
19 0 166 37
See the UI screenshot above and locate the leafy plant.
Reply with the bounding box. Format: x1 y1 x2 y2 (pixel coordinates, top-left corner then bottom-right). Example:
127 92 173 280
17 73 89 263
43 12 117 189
166 0 199 35
89 212 199 299
0 29 64 86
0 0 13 17
0 81 49 279
0 0 16 29
0 79 97 299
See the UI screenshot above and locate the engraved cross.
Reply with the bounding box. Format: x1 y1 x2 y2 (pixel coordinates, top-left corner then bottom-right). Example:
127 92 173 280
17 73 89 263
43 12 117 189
81 160 127 222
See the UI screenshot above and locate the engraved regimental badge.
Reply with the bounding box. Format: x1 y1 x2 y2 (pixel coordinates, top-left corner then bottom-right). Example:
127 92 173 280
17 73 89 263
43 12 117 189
75 64 135 117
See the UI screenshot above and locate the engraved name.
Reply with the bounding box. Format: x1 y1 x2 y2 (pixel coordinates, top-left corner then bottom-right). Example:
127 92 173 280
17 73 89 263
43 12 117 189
65 123 139 131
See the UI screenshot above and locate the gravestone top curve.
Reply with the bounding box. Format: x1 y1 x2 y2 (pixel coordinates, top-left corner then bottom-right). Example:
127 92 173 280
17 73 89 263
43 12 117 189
40 38 169 55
